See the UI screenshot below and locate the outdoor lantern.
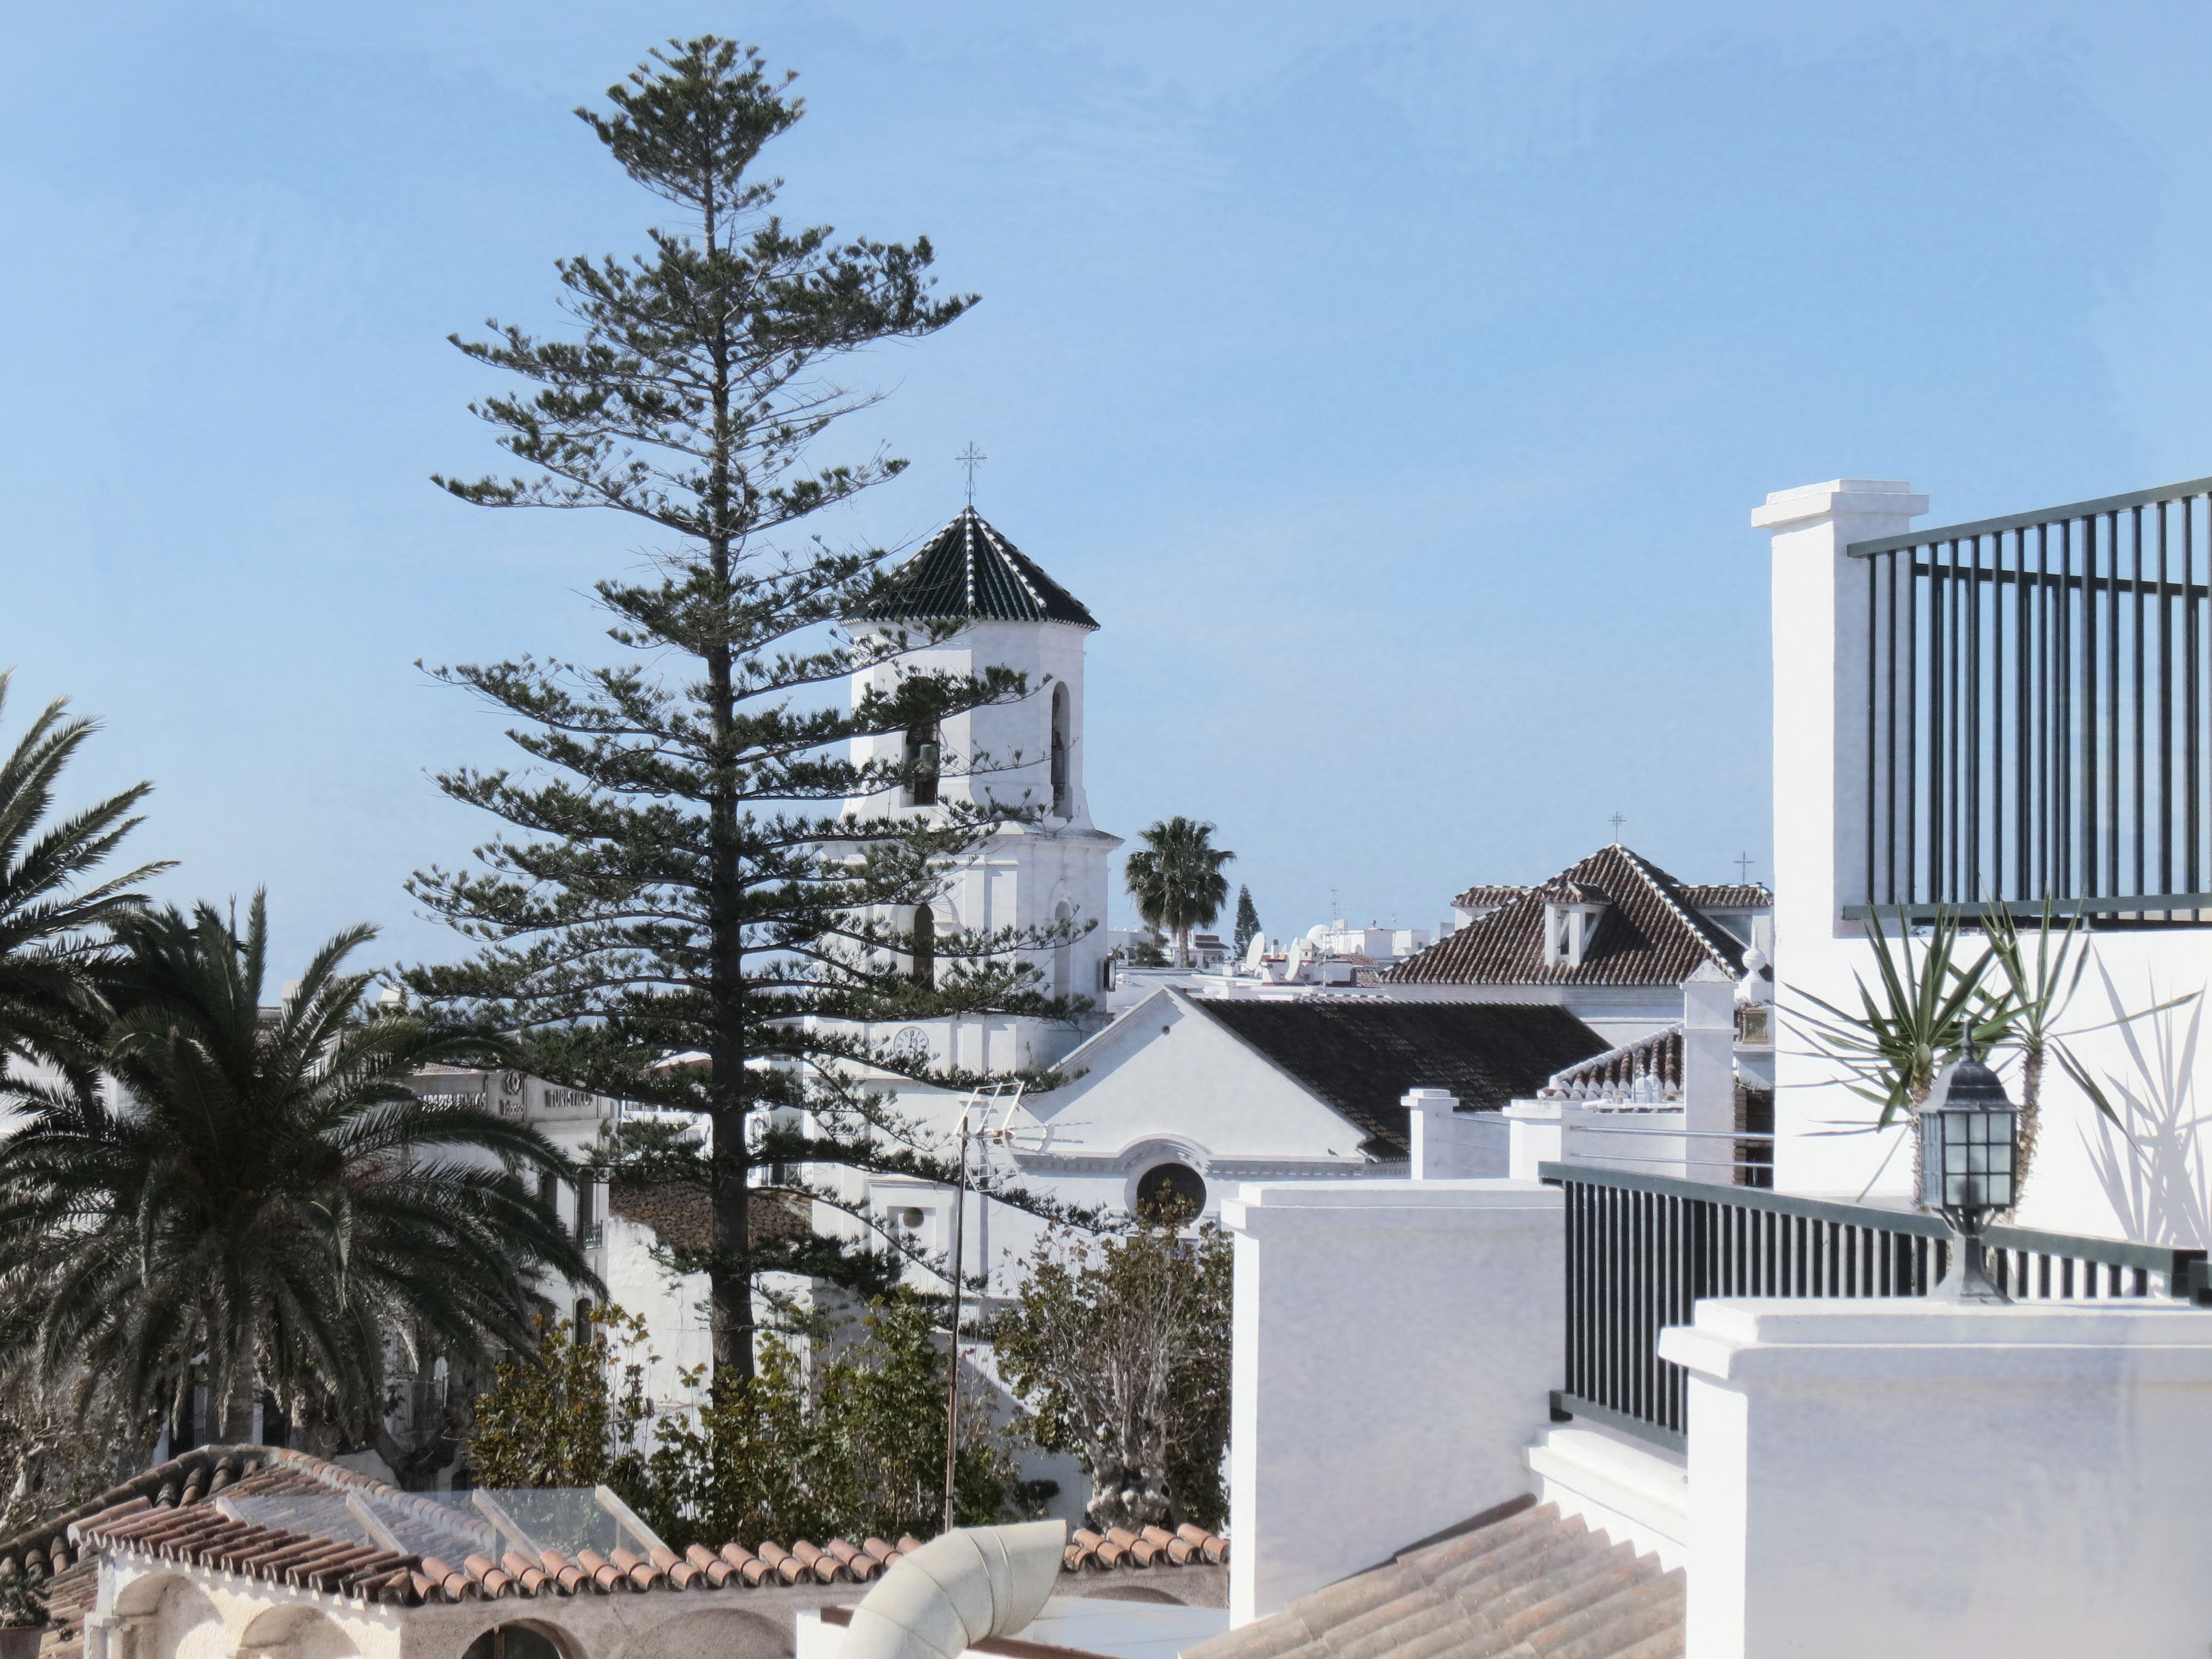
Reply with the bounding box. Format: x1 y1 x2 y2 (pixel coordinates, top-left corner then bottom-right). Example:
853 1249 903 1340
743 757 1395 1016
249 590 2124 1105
1917 1052 2019 1303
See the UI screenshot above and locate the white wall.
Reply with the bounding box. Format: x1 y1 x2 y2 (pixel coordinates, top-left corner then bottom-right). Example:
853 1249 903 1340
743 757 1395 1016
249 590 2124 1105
1761 475 2212 1242
1662 1299 2212 1659
1224 1178 1563 1624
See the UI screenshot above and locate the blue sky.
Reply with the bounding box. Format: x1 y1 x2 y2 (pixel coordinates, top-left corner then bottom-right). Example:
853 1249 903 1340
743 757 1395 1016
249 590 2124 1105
6 1 2211 973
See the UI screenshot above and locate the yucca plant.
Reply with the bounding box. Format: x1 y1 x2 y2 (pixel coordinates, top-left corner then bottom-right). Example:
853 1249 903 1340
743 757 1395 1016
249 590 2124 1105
1789 906 2002 1133
1974 899 2198 1193
0 894 597 1439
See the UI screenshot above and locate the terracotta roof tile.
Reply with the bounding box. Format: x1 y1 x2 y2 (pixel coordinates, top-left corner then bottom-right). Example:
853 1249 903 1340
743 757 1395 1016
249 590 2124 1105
1392 844 1752 988
1182 1498 1676 1659
16 1441 1225 1616
1543 1026 1685 1100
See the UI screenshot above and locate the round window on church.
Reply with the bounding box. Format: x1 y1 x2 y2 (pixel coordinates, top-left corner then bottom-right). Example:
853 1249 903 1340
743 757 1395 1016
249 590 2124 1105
1134 1162 1206 1224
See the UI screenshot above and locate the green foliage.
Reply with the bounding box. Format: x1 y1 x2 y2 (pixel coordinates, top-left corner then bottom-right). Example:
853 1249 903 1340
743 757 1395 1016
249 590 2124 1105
645 1294 1014 1548
404 35 1093 1371
1232 885 1261 959
1790 901 2199 1204
0 1376 155 1540
1124 937 1169 969
0 670 170 1074
468 1295 1015 1548
1787 907 1999 1129
468 1305 656 1499
1974 899 2197 1190
992 1216 1232 1532
0 1572 48 1629
0 894 593 1432
1123 819 1235 969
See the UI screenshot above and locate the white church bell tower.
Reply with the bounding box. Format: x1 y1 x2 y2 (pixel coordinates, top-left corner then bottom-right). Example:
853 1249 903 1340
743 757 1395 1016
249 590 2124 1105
844 506 1119 1070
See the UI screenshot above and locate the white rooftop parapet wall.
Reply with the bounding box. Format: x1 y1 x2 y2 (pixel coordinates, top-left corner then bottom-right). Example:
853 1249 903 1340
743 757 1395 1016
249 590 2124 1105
1223 1178 1562 1624
1758 480 1927 1199
1662 1299 2212 1658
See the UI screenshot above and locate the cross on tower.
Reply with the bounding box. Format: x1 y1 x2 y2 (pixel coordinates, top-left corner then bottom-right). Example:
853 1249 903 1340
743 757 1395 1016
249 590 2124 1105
1735 851 1757 881
956 441 988 505
1608 811 1627 841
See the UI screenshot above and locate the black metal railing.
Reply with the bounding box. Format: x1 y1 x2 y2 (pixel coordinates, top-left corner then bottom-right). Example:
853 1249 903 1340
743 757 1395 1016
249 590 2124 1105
1541 1162 2209 1453
1850 474 2212 922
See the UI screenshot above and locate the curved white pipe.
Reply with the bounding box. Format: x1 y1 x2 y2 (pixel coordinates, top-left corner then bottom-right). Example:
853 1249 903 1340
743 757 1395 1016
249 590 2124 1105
842 1521 1068 1659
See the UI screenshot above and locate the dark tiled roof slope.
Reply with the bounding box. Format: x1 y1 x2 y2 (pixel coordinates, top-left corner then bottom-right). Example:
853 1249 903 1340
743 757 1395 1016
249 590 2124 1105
852 507 1098 629
1391 846 1749 988
1183 1497 1682 1659
1452 884 1530 911
1192 1001 1606 1156
1679 883 1771 911
4 1444 1223 1629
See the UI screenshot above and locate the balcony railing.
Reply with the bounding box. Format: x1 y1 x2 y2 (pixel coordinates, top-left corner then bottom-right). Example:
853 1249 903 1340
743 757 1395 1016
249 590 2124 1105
1849 474 2212 922
1541 1162 2209 1453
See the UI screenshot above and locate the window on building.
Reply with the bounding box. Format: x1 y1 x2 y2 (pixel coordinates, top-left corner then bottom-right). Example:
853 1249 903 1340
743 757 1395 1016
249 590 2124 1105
1050 684 1071 817
1135 1162 1206 1223
906 721 941 807
912 907 935 984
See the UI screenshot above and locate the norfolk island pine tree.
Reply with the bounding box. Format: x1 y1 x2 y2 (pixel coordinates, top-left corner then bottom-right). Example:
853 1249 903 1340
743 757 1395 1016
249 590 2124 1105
403 38 1100 1378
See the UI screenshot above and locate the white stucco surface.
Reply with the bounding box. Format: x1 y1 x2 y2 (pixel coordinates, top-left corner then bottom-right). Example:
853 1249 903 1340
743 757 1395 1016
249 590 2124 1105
1223 1178 1563 1625
1761 476 2212 1245
1663 1297 2212 1659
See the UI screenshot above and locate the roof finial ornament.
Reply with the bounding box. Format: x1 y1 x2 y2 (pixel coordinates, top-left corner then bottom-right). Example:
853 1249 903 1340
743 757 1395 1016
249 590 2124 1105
956 441 988 507
1608 811 1627 842
1734 850 1756 881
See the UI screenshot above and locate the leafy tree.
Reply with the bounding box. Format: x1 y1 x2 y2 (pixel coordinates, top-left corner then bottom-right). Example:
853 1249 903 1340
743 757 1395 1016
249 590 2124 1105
0 672 169 1076
403 36 1090 1377
1123 818 1235 969
468 1295 1016 1547
0 894 593 1442
1231 885 1261 960
645 1293 1015 1547
469 1303 657 1500
992 1212 1232 1533
0 1375 155 1538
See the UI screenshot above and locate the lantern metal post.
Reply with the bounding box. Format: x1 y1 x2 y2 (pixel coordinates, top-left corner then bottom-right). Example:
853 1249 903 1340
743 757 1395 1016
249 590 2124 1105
1918 1052 2020 1303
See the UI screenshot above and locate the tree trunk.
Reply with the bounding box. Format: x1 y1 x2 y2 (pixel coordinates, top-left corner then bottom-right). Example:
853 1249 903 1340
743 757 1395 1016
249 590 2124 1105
698 176 755 1382
2015 1045 2045 1204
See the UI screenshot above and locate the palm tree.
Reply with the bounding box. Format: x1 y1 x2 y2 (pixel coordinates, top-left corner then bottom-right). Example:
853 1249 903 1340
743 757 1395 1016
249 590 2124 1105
0 893 596 1441
0 672 170 1073
1123 818 1235 968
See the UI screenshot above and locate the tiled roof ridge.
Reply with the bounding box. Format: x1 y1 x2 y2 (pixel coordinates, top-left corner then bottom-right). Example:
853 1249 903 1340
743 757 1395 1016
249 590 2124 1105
24 1439 1227 1609
1680 880 1772 909
1542 1025 1686 1099
1451 883 1530 908
75 1511 1227 1606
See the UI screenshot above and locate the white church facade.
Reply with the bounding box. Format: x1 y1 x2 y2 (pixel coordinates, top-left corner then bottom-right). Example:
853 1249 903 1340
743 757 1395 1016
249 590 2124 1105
834 505 1120 1077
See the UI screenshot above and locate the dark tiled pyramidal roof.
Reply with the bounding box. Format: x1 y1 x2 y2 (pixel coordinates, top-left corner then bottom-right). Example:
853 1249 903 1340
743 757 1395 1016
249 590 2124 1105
1392 845 1750 989
1183 1496 1682 1659
1191 1000 1606 1156
853 507 1098 629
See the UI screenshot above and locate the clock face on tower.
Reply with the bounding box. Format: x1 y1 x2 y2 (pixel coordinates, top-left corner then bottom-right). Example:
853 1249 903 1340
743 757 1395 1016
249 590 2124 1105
889 1026 930 1062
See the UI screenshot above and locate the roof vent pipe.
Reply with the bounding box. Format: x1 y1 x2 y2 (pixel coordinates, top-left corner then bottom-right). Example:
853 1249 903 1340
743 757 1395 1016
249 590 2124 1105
841 1521 1067 1659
